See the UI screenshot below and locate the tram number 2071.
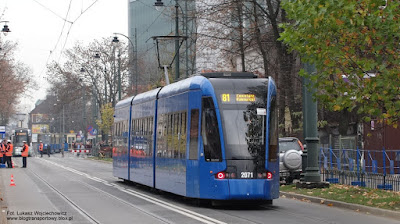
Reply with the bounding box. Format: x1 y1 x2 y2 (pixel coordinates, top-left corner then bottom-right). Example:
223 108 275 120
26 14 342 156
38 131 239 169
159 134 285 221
241 172 254 179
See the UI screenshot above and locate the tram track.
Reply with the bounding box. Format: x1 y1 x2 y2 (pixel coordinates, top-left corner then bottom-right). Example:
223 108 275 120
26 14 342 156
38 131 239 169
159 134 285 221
29 169 101 224
259 204 338 224
38 158 228 224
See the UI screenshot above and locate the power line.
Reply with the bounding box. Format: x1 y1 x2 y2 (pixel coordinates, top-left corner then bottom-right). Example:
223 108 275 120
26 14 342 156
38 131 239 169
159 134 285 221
31 0 73 23
56 0 73 63
38 0 100 78
72 0 99 23
136 0 167 39
58 0 100 62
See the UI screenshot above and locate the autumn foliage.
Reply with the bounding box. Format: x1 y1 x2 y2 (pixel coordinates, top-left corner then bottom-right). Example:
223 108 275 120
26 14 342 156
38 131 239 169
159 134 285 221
0 40 32 124
280 0 400 126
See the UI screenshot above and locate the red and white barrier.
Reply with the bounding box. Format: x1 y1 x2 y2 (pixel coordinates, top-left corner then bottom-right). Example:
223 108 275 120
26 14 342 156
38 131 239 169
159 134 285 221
70 150 90 153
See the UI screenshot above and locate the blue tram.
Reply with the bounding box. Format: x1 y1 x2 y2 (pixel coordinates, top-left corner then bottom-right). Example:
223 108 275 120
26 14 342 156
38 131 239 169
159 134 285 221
113 72 279 202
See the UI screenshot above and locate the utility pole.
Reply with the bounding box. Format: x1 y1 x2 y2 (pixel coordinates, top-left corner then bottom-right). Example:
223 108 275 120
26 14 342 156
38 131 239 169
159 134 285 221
118 49 121 101
62 105 65 145
175 0 180 81
83 84 86 142
104 68 108 104
135 28 138 95
298 63 328 188
184 0 188 78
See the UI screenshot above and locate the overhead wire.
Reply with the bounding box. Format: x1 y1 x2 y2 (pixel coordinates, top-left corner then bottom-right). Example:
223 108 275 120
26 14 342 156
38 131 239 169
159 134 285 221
31 0 73 23
33 0 100 80
136 0 168 39
57 0 74 63
33 0 73 80
57 0 100 63
72 0 99 24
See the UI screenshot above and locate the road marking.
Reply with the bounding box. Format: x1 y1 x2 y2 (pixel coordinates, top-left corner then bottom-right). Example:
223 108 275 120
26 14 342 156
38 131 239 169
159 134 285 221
41 159 227 224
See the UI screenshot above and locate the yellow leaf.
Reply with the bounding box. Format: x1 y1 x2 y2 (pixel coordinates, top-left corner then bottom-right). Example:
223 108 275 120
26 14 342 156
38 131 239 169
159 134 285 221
333 105 341 111
365 36 372 46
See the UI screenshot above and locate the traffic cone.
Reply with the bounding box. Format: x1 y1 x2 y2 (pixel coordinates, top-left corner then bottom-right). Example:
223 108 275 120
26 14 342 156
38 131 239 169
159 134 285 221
10 174 15 186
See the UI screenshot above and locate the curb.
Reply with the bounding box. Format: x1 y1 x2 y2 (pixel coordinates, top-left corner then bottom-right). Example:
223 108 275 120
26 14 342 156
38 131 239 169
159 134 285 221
280 191 400 220
0 170 8 224
86 157 113 164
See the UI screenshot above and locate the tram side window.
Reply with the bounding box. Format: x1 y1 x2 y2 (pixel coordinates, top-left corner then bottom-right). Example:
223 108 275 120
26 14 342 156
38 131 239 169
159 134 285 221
201 97 222 162
156 114 167 157
189 109 199 160
268 96 278 162
179 112 187 158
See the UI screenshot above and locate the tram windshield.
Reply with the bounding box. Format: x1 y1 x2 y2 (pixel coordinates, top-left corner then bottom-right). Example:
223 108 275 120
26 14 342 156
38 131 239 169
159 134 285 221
210 79 268 160
15 132 28 147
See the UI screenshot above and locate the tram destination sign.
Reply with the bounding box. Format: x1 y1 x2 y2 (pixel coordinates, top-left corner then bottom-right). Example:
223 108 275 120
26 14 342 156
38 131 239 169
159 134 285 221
220 93 256 104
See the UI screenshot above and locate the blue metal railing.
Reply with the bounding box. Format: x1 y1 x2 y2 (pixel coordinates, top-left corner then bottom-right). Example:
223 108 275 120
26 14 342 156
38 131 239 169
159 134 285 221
319 147 400 191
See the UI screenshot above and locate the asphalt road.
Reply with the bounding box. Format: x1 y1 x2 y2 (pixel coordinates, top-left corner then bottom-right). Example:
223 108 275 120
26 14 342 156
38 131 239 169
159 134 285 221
0 153 399 224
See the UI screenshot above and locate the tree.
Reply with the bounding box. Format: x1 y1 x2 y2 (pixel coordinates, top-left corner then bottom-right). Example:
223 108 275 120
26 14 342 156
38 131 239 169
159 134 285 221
45 38 131 140
280 0 400 126
0 38 33 124
47 38 130 109
96 103 114 139
196 0 303 136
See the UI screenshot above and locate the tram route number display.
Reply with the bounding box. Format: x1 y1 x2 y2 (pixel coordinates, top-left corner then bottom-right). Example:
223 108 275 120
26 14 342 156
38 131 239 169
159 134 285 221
221 93 256 104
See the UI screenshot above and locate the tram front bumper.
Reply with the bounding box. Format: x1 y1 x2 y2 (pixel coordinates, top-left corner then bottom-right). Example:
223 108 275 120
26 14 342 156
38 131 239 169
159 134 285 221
227 179 278 200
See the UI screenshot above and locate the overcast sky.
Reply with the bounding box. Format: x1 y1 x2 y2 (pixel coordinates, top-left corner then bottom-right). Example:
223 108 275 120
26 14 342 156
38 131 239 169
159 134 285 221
0 0 127 113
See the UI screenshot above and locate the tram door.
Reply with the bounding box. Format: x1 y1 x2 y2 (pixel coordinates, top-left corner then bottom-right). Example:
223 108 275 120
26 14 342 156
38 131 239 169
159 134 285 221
198 97 225 198
186 91 202 197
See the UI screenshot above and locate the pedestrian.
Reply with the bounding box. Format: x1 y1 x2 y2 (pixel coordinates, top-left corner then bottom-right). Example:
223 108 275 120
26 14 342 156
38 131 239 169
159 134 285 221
62 141 68 157
21 141 29 168
5 140 13 168
47 144 50 157
0 140 4 164
39 141 44 157
1 140 6 164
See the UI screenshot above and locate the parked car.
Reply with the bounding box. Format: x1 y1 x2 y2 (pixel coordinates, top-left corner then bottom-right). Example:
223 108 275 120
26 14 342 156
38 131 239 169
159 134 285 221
279 137 304 183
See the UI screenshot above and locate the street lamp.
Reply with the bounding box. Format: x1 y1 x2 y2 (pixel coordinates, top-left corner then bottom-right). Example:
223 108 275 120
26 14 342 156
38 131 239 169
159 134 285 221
154 0 181 81
0 21 11 35
79 76 86 143
92 53 108 103
112 37 122 100
112 33 138 95
154 0 164 11
89 53 101 153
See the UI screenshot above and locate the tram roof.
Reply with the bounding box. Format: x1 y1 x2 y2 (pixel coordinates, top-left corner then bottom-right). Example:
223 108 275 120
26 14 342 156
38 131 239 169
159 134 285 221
115 72 261 107
158 75 208 98
115 96 134 109
132 87 162 105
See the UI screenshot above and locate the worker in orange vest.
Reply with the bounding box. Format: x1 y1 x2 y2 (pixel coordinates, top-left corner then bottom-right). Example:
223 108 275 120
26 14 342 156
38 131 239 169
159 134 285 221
0 140 4 164
21 141 29 168
39 141 44 157
5 140 13 168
